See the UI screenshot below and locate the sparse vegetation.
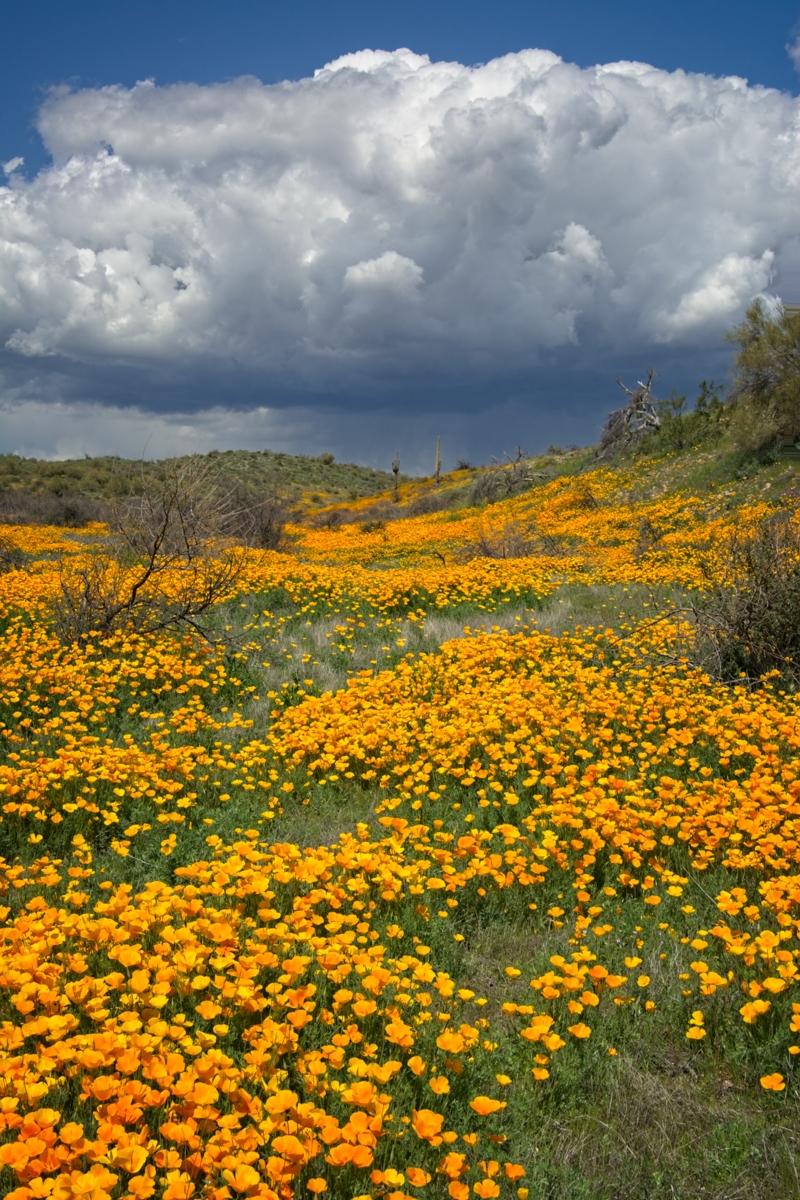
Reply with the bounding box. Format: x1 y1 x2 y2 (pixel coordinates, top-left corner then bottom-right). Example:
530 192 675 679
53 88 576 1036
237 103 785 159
224 489 295 552
0 532 26 573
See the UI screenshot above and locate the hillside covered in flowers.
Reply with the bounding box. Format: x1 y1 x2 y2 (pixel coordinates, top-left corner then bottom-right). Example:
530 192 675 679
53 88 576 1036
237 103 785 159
1 443 800 1200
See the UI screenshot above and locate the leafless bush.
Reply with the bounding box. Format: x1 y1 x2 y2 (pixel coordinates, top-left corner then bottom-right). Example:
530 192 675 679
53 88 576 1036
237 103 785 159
361 502 403 524
459 514 575 561
461 518 538 560
308 507 355 529
467 471 503 505
0 489 107 527
468 448 543 505
689 513 800 689
223 490 295 551
536 532 573 557
309 499 405 529
52 456 245 646
307 489 459 530
407 492 451 516
573 484 599 510
633 516 664 560
0 533 26 573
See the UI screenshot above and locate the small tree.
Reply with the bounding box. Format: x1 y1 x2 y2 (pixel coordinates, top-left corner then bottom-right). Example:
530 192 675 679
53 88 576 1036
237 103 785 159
53 456 246 646
725 299 800 453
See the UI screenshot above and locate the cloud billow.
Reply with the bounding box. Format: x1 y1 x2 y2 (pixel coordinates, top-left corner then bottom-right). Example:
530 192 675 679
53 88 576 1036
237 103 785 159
0 46 797 457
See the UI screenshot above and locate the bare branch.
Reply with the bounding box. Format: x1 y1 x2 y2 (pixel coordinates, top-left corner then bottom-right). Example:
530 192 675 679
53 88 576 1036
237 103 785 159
598 367 661 460
51 455 250 647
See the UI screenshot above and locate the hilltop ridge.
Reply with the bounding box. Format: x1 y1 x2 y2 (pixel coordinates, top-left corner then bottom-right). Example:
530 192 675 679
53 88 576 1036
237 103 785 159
1 428 798 532
0 446 411 525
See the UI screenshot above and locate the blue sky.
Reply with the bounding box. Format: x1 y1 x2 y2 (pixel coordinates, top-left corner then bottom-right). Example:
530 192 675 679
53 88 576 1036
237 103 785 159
3 0 799 175
1 1 799 466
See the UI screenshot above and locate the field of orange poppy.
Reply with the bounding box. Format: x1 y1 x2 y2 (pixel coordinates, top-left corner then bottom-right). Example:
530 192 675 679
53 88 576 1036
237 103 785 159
1 455 800 1198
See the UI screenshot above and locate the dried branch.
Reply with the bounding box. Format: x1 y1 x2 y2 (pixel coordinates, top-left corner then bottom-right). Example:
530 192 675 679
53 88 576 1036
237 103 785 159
596 367 661 460
52 455 247 647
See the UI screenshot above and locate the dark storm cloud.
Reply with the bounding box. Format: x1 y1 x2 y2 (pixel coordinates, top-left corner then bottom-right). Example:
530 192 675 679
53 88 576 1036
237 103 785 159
0 48 797 460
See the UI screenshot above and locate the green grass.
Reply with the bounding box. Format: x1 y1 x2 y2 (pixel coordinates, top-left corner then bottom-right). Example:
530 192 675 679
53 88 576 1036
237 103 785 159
617 436 799 510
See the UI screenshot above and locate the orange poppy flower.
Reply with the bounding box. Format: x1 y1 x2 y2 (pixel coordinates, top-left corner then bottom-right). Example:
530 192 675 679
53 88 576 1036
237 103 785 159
567 1023 591 1040
341 1081 377 1107
473 1181 500 1198
469 1097 506 1116
412 1110 445 1140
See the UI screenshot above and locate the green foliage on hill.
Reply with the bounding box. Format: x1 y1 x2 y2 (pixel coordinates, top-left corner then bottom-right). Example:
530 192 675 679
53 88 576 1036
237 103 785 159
0 447 409 521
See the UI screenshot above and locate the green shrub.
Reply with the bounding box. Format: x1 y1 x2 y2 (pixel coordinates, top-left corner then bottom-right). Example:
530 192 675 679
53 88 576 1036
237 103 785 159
647 380 726 453
725 300 800 454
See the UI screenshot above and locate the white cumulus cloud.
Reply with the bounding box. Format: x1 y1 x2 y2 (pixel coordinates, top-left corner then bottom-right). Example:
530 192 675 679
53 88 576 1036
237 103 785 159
0 47 797 413
657 250 775 338
344 251 424 297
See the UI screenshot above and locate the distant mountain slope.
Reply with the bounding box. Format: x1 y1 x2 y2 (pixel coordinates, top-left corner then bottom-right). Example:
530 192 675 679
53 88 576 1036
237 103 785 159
0 447 410 520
